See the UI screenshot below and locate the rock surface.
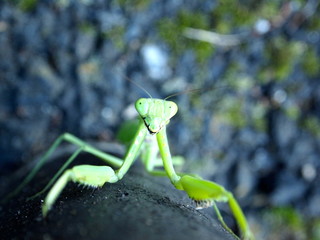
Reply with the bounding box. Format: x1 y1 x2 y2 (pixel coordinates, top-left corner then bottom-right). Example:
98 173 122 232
0 154 236 240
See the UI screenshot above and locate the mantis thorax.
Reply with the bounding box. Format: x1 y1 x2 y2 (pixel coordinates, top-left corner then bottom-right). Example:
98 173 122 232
135 98 178 134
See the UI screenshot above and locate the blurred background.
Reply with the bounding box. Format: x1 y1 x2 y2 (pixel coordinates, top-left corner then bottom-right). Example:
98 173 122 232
1 0 320 239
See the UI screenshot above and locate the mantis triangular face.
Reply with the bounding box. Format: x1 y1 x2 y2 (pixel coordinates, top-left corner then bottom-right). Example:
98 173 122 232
135 98 178 134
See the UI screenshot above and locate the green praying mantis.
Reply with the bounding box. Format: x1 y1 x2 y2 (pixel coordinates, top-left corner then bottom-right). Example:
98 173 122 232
5 92 254 240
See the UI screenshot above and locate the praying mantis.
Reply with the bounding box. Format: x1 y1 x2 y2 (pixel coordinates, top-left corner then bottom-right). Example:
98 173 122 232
5 95 254 240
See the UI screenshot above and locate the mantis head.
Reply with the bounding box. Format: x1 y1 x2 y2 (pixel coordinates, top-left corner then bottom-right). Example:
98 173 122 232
135 98 178 134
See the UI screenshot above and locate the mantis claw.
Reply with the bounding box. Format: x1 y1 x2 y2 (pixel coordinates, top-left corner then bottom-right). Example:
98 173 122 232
42 165 119 217
193 199 215 209
178 175 254 240
180 175 229 202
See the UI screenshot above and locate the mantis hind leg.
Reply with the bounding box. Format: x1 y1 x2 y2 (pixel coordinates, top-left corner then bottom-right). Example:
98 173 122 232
27 147 84 200
4 133 124 202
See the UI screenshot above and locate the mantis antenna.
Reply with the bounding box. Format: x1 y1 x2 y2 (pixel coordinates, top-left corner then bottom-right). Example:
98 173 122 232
121 73 226 101
121 74 153 98
164 88 204 100
164 85 229 100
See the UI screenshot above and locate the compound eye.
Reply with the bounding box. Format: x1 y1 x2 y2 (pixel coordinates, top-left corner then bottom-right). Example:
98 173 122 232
135 98 149 116
166 101 178 119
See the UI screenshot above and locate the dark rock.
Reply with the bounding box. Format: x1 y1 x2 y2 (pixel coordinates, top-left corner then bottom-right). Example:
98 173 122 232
0 153 236 240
